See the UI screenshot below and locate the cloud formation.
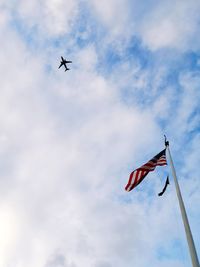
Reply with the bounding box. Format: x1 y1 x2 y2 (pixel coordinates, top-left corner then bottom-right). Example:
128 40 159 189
0 1 199 267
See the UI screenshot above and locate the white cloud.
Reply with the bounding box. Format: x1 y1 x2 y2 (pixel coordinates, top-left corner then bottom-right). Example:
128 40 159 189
1 0 79 37
42 0 79 36
152 88 173 119
168 70 200 142
0 1 199 267
136 0 200 51
88 0 130 37
0 203 21 266
88 0 200 51
3 0 200 52
0 17 167 267
75 45 98 71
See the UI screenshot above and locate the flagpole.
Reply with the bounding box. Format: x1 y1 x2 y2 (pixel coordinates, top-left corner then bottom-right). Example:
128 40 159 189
165 141 199 267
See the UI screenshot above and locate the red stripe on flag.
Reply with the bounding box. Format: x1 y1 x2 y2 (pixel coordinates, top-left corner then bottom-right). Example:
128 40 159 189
125 149 167 192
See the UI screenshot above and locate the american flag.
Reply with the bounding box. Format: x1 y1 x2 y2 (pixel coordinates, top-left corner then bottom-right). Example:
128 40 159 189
125 149 167 192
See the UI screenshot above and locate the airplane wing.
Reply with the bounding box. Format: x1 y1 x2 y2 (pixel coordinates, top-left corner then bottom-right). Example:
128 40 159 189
65 61 72 63
58 62 63 68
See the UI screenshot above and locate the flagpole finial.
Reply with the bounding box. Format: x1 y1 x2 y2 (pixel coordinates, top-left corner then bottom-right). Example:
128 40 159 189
164 135 169 147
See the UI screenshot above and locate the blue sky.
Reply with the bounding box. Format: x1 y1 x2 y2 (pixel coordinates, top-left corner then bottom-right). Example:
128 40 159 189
0 1 199 267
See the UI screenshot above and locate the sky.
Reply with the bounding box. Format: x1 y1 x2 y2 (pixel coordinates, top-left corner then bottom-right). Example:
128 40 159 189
0 0 200 267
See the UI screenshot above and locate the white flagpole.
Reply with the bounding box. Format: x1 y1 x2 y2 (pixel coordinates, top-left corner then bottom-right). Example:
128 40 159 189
166 141 199 267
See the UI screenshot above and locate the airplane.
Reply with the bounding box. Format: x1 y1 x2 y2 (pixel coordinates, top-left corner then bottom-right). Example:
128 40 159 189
58 56 72 71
